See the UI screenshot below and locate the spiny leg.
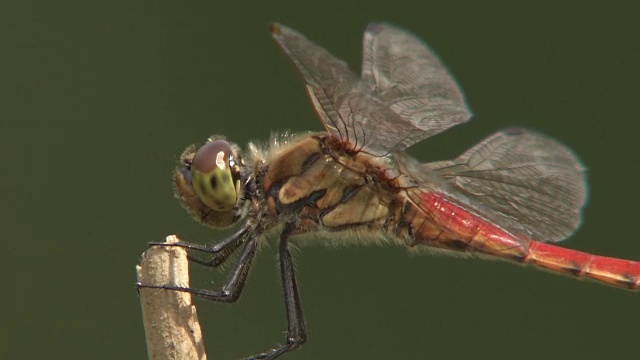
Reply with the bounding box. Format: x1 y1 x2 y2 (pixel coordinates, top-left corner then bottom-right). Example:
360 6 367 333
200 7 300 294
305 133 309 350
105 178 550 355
249 224 307 360
140 234 258 303
149 225 249 267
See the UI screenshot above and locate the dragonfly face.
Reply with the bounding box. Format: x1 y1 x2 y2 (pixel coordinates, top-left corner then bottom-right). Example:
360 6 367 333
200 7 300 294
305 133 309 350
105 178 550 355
174 136 248 229
144 22 640 360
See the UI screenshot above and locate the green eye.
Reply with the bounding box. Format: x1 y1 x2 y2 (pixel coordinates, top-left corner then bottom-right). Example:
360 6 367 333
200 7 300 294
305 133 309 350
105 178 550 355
190 140 240 211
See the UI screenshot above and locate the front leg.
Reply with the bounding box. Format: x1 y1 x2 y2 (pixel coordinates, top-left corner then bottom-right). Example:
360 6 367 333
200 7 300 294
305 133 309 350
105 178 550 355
139 234 258 303
149 225 249 268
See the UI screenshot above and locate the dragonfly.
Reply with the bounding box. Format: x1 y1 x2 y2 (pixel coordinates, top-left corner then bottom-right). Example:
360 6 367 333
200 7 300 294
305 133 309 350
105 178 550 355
143 23 640 359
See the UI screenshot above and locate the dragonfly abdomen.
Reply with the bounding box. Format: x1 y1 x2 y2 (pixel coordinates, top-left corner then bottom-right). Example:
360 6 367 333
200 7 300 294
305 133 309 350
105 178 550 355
398 190 530 260
525 242 640 290
399 190 640 289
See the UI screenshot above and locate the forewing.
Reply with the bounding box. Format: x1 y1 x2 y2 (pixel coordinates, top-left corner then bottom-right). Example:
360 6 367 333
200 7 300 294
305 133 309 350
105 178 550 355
423 129 587 242
270 23 359 142
358 23 472 155
271 23 471 156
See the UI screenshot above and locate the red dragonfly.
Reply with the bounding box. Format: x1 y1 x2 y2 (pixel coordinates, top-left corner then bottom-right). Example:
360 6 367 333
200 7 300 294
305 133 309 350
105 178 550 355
145 23 640 359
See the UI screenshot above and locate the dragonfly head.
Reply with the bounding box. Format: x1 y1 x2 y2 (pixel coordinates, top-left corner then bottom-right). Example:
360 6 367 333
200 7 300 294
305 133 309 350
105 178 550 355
174 136 248 228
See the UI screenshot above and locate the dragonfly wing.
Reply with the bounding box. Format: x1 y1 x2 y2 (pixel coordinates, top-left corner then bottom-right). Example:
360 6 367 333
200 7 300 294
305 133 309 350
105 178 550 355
358 23 472 155
271 23 472 156
423 129 587 243
270 23 359 143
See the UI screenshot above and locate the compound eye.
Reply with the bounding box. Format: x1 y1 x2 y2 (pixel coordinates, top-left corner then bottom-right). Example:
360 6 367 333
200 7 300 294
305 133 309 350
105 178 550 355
190 140 239 211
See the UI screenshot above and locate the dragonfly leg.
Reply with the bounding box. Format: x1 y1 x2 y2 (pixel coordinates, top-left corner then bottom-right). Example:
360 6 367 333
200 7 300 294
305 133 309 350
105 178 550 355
248 224 307 360
149 226 249 267
139 234 257 303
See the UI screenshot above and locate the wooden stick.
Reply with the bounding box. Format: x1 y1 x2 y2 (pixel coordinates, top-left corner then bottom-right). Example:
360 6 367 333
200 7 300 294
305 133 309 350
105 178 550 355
137 235 208 360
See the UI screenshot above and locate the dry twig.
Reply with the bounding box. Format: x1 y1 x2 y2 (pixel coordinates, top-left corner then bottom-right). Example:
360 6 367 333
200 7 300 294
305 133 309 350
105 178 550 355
137 235 208 360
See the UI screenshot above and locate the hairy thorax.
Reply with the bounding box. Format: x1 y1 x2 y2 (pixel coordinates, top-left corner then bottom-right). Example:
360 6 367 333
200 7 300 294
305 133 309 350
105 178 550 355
253 134 404 240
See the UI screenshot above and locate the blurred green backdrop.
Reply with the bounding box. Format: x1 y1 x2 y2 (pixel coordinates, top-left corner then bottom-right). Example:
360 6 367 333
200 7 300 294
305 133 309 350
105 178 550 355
3 1 639 359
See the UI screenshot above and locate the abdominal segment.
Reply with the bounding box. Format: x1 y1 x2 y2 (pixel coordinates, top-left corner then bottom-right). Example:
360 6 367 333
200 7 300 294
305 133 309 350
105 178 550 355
400 190 530 260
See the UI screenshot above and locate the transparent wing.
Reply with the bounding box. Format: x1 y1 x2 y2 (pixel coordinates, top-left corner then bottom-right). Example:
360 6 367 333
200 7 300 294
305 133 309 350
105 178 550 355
420 129 587 242
271 23 471 156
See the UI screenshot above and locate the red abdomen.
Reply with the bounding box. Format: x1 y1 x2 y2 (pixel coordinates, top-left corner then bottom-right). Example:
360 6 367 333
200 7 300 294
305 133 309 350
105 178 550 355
401 191 640 290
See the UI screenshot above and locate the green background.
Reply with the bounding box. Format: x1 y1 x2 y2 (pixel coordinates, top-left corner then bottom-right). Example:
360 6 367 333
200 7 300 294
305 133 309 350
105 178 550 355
3 1 639 359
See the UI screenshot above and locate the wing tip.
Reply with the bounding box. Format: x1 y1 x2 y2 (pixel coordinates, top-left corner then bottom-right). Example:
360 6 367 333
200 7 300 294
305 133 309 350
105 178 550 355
270 23 304 41
365 22 398 35
270 22 283 36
